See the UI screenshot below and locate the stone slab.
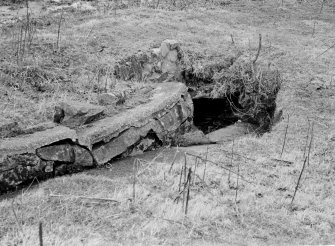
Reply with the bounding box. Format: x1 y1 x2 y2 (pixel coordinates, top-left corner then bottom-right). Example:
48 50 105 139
0 126 77 163
77 82 190 149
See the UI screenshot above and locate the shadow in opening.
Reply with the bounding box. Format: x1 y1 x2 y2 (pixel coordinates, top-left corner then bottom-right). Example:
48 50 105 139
193 97 239 134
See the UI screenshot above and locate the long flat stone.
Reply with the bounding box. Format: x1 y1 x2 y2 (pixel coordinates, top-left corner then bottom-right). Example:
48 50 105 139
0 126 77 162
77 82 191 149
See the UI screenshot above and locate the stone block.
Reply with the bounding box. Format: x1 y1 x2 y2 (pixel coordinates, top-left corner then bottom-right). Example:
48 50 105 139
36 143 75 163
73 145 94 166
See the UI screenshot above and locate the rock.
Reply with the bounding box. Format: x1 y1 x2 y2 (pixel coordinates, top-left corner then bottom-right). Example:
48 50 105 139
206 122 257 143
114 40 183 83
176 128 213 147
73 145 94 166
36 143 75 163
0 126 77 163
97 93 117 106
54 101 105 128
0 120 22 138
78 83 193 164
0 154 52 192
44 161 54 173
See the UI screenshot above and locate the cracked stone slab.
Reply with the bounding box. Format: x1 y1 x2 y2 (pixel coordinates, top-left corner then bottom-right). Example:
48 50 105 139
77 82 191 149
0 126 77 163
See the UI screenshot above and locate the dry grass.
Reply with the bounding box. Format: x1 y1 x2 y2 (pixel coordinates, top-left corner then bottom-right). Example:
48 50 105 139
1 0 335 244
0 140 334 245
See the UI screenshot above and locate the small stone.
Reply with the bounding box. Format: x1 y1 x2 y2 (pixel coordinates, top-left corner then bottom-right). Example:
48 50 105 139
44 161 54 173
36 144 75 163
97 93 117 106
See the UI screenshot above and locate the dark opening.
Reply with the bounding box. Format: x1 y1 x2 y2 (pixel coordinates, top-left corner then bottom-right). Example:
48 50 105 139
193 97 239 134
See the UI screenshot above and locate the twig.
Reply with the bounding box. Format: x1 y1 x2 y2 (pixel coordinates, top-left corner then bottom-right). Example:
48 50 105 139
168 147 179 173
228 139 235 187
11 200 23 235
182 154 187 210
56 8 64 51
49 194 119 203
312 20 316 37
291 157 308 205
252 34 262 66
39 222 43 246
185 168 192 215
316 42 335 58
303 120 311 159
230 34 235 45
132 159 137 203
280 114 290 158
307 122 314 166
178 166 183 192
202 146 208 181
192 157 198 185
235 162 240 203
319 0 326 14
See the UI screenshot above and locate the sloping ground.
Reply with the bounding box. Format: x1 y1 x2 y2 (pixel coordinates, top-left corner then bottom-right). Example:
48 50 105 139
0 0 335 245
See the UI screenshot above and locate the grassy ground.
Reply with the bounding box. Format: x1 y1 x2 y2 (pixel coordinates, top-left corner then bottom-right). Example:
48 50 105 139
1 0 335 245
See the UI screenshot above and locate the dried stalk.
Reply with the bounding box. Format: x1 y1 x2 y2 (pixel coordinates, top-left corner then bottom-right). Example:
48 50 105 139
49 194 119 203
178 166 183 192
184 168 192 215
230 34 235 45
132 159 137 203
168 148 179 173
307 122 314 166
320 0 326 14
252 34 262 66
228 139 235 187
235 162 240 203
303 120 311 159
56 9 64 51
39 222 43 246
202 146 209 181
280 114 290 158
192 157 198 185
182 154 187 209
291 157 308 205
